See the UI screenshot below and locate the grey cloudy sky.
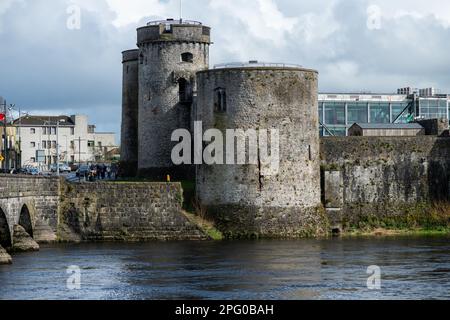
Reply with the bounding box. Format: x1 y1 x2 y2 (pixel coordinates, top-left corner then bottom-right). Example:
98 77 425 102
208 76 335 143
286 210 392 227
1 0 450 140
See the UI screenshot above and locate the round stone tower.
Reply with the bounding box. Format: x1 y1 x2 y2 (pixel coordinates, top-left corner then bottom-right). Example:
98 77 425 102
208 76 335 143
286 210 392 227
137 19 211 179
195 62 324 238
121 49 139 176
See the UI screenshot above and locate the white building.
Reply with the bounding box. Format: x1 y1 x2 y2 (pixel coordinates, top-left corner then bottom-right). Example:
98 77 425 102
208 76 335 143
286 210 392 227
13 114 117 168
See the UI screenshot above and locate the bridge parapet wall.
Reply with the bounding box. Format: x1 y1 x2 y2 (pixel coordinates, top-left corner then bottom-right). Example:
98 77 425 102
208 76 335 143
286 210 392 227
0 175 60 245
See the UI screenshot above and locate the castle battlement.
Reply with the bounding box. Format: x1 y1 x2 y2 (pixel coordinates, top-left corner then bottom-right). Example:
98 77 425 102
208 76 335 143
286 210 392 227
137 19 211 45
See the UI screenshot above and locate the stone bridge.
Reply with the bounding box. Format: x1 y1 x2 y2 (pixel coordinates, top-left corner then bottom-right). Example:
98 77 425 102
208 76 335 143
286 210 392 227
0 175 59 254
0 175 208 264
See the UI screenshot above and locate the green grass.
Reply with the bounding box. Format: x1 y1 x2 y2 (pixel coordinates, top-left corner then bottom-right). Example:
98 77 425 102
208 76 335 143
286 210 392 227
182 210 223 241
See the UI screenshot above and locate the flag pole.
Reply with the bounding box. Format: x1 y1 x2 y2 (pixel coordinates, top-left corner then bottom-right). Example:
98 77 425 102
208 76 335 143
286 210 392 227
180 0 182 22
1 98 8 172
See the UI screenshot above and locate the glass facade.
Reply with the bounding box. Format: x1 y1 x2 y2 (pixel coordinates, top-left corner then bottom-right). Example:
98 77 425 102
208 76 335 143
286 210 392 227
319 95 449 136
391 102 410 123
347 102 368 124
369 103 390 123
324 102 345 125
419 99 448 119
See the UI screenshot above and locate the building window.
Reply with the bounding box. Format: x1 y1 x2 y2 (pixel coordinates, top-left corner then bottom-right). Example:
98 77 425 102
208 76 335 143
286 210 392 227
52 141 57 149
347 102 368 125
70 155 75 163
70 141 75 149
88 141 95 148
30 157 36 163
392 102 411 123
214 88 227 112
369 103 390 124
164 23 172 33
52 127 57 135
42 141 46 149
419 99 448 119
98 142 102 148
30 128 36 134
70 127 75 135
88 125 95 134
324 102 345 125
30 142 36 148
181 52 194 63
47 140 52 149
139 53 144 64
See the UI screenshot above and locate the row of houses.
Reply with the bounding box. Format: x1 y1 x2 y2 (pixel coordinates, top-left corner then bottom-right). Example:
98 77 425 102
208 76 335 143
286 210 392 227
1 114 118 170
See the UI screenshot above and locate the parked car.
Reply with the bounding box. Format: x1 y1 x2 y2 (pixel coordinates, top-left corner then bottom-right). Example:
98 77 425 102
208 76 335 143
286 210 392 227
76 165 90 177
50 163 72 173
15 168 28 175
27 167 41 176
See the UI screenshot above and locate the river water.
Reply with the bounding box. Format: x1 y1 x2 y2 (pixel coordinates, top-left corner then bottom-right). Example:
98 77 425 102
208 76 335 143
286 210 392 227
0 236 449 300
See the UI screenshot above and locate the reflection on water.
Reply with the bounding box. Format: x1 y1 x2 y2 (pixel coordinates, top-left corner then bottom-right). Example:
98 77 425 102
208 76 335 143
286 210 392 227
0 237 449 300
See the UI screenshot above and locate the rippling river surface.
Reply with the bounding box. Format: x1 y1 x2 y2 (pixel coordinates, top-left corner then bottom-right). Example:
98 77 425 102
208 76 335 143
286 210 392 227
0 237 449 300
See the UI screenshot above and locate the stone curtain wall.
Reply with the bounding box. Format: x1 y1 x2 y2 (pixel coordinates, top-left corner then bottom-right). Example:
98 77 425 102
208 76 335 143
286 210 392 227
58 181 208 241
320 137 450 230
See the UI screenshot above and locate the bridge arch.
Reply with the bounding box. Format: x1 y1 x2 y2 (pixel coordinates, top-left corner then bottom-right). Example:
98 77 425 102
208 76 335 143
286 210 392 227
0 207 12 249
19 204 34 237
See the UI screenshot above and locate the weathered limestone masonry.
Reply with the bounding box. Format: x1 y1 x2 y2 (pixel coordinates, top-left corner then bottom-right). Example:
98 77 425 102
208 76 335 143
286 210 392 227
58 181 208 241
135 21 211 179
321 137 450 230
195 66 327 238
121 49 140 177
0 175 209 263
0 174 59 250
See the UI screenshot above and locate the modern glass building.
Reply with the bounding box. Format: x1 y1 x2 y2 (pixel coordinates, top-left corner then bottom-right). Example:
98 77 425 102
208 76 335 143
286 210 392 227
318 91 450 136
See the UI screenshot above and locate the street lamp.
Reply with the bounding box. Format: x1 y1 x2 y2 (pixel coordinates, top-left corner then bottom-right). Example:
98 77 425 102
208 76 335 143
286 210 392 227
56 119 66 176
0 96 8 172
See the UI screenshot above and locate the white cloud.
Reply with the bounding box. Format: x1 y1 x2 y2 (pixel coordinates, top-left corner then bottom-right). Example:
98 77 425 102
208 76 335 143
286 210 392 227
105 0 168 27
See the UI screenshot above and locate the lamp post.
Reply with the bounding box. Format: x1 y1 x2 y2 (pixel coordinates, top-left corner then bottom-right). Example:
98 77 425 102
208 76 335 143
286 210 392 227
56 119 66 176
1 97 8 172
63 135 69 165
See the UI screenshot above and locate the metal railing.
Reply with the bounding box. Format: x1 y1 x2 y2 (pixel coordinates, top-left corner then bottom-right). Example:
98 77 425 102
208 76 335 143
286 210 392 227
213 61 303 69
147 19 202 26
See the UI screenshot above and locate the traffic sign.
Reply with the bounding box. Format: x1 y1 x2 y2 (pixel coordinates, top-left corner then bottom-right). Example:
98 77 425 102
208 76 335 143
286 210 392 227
0 155 4 161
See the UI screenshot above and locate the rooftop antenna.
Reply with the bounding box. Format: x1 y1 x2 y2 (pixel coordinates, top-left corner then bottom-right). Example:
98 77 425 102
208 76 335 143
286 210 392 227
180 0 183 23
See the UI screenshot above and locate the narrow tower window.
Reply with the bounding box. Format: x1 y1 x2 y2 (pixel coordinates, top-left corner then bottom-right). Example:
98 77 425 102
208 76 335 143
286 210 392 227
214 88 227 112
164 23 173 33
181 52 194 63
179 78 192 103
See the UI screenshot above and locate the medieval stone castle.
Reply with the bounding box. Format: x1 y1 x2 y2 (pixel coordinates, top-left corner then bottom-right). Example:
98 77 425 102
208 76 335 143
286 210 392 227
1 19 449 265
120 19 449 238
120 19 326 236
